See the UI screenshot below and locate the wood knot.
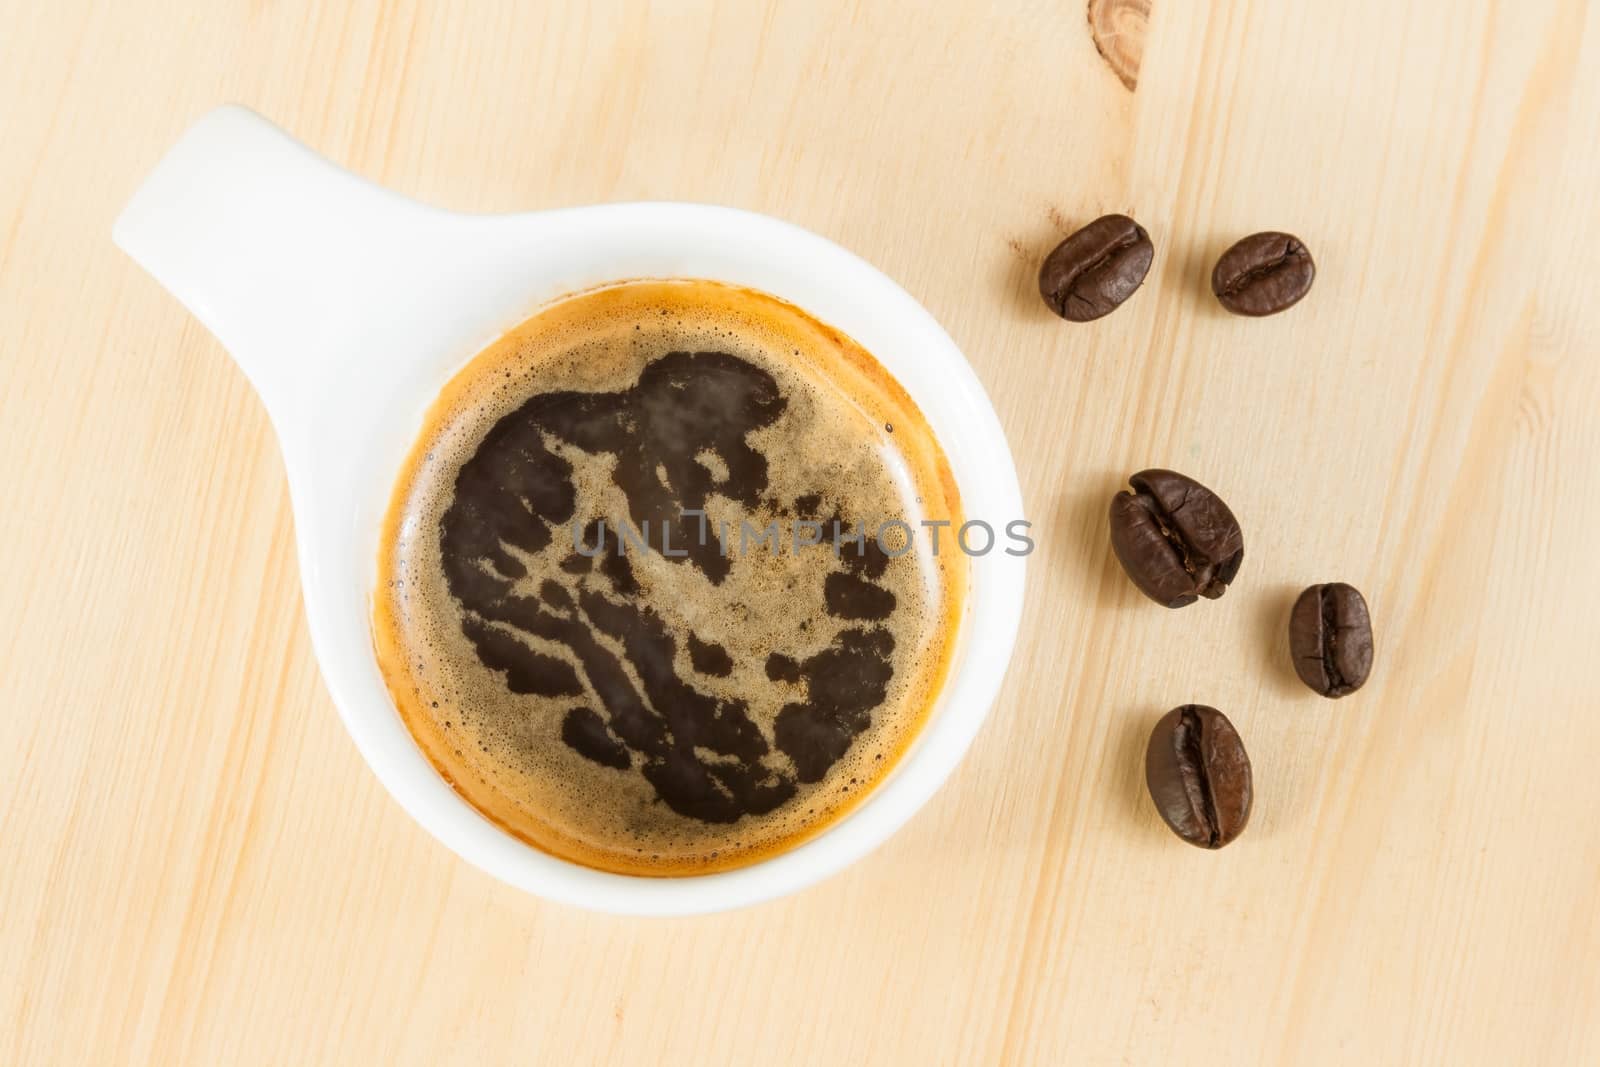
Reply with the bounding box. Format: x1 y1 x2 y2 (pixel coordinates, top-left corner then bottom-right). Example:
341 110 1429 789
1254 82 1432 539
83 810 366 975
1087 0 1150 91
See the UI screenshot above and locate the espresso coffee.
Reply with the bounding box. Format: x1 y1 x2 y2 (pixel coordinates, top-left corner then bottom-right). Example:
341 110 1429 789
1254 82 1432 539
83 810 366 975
373 280 965 875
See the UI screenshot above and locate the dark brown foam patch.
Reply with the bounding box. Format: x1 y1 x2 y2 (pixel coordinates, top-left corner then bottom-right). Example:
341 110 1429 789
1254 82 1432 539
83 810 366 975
688 635 734 677
824 572 897 620
561 706 631 769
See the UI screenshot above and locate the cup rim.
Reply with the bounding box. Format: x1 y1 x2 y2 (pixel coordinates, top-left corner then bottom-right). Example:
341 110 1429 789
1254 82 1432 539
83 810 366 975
299 202 1027 915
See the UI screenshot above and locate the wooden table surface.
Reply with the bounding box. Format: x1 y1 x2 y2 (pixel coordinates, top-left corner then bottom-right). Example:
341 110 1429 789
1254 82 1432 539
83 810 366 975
5 1 1600 1063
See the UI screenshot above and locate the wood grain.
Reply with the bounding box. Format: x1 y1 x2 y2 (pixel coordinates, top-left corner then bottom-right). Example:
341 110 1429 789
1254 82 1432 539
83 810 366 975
4 1 1599 1063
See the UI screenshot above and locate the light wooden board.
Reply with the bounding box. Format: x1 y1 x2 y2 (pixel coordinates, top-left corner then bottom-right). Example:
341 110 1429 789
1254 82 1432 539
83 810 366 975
4 1 1599 1063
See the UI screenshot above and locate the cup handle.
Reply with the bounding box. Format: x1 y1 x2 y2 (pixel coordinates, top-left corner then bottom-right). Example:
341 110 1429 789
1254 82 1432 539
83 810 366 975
113 105 431 417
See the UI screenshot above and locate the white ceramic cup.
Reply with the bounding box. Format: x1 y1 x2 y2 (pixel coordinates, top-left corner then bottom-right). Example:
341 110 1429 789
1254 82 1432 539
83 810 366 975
113 105 1027 915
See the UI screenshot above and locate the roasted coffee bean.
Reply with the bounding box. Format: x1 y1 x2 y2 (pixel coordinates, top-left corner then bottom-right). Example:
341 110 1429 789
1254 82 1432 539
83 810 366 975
1038 214 1154 321
1145 704 1252 849
1108 469 1244 608
1289 583 1374 697
1211 232 1315 316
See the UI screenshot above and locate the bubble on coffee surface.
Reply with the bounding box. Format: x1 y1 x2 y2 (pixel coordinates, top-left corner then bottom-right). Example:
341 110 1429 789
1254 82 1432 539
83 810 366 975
374 281 963 875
